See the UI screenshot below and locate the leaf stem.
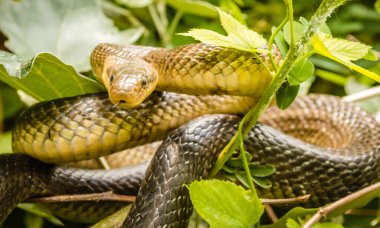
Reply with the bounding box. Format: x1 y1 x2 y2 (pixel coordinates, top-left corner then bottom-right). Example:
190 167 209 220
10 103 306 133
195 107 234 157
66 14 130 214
253 52 273 77
239 140 257 196
267 13 289 71
209 0 348 177
168 10 183 37
287 0 295 46
303 182 380 228
148 4 170 47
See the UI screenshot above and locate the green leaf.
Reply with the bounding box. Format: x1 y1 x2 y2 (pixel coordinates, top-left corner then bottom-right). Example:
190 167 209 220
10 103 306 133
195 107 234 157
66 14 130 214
286 218 301 228
362 50 378 61
226 156 243 168
24 213 44 228
0 132 12 154
312 223 344 228
376 0 380 13
252 176 272 189
115 0 153 8
0 84 25 119
316 35 371 62
288 57 315 85
276 82 300 110
188 180 264 228
0 51 104 101
273 29 288 56
180 9 267 53
167 0 218 18
261 207 317 228
91 205 132 228
0 0 143 71
17 203 64 226
312 34 380 83
283 21 305 44
249 164 276 177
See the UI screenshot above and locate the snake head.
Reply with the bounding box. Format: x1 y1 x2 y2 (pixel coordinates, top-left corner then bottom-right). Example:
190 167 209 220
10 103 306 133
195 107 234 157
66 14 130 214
103 56 159 108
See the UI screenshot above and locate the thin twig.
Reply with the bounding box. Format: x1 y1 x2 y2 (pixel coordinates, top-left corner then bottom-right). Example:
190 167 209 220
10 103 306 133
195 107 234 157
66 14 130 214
261 194 310 205
343 86 380 103
98 157 111 170
27 191 136 203
303 182 380 228
265 204 278 222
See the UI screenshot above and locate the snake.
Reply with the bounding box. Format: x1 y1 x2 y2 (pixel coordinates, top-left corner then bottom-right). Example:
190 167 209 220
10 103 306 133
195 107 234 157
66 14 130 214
0 43 379 227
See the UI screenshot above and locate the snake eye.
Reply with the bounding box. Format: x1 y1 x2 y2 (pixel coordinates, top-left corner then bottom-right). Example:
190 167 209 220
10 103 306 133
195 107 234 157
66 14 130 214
141 78 148 87
110 74 114 83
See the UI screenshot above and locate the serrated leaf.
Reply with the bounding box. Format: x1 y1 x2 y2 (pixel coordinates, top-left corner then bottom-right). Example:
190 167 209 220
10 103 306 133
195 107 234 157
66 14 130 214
362 50 378 61
276 82 299 110
249 164 276 177
180 9 267 53
167 0 218 18
0 0 143 71
312 34 380 83
188 180 264 228
179 29 236 47
317 35 371 61
288 57 315 85
286 218 301 228
261 207 317 228
0 51 104 101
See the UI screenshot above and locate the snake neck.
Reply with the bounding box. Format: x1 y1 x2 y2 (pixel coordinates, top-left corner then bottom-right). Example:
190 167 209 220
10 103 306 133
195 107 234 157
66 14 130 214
145 43 281 98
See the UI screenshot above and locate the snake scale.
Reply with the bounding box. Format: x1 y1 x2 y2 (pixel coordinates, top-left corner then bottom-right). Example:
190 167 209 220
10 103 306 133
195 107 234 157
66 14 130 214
1 43 380 227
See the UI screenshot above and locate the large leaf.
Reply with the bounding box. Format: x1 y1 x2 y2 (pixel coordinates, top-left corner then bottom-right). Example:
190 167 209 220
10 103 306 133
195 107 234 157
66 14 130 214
180 9 267 53
312 34 380 83
0 0 143 71
188 180 264 228
0 51 104 101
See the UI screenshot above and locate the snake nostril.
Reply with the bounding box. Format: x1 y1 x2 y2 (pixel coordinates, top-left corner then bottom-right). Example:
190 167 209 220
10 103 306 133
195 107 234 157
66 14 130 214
119 100 127 104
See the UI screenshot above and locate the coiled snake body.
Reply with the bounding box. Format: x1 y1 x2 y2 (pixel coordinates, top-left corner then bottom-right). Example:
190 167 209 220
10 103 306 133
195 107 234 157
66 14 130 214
1 43 380 227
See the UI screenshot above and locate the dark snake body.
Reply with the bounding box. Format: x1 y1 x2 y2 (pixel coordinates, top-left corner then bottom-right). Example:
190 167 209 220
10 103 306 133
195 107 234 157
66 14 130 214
1 93 380 226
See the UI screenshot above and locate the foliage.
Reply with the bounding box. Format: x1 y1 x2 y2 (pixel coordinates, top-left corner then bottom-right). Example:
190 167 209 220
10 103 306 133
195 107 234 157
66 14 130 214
0 0 379 227
188 180 263 228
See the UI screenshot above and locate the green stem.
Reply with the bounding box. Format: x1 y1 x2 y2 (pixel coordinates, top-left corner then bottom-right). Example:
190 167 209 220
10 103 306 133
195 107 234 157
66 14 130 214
168 10 183 37
209 0 348 177
267 13 289 71
253 52 273 77
287 0 295 46
148 4 169 47
239 140 257 196
315 69 347 86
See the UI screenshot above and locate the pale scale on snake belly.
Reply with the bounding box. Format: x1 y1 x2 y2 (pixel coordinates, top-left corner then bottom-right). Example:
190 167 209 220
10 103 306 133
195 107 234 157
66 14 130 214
0 43 379 227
